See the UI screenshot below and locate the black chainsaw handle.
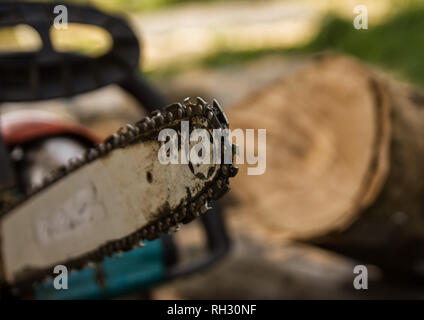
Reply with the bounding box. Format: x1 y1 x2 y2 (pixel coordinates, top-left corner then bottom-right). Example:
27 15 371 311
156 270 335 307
0 1 140 103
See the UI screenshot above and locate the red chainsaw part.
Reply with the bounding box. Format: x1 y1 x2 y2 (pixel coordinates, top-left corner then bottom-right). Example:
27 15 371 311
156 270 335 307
0 110 101 146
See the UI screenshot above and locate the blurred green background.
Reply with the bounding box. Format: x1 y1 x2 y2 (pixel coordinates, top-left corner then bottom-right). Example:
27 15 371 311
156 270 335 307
3 0 424 87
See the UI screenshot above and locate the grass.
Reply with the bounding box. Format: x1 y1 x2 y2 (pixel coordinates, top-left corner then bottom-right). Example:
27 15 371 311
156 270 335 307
21 1 424 88
34 0 245 12
91 0 217 12
303 7 424 87
150 4 424 88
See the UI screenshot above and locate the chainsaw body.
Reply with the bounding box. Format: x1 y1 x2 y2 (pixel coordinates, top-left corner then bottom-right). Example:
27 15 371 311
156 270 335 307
0 1 232 299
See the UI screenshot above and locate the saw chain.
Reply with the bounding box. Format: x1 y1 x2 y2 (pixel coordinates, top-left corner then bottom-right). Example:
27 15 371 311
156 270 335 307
0 97 238 289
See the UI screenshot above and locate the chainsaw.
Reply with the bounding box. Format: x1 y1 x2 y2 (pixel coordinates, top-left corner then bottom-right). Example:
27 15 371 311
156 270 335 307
0 1 237 297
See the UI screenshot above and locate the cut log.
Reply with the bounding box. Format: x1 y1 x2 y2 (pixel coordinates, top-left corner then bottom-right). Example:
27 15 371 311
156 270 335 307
225 53 424 275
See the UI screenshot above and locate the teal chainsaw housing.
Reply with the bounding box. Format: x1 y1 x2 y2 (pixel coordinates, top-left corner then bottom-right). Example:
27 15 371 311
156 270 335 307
34 239 165 299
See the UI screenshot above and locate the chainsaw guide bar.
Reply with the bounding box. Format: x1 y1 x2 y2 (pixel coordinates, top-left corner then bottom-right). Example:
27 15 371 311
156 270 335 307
0 97 238 288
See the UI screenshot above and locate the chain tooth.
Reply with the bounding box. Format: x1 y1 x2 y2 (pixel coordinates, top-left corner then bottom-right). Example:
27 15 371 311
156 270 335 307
181 206 188 218
207 188 214 198
216 178 223 189
206 110 214 120
221 165 230 176
193 98 204 114
134 232 142 243
200 202 210 214
158 114 164 124
176 106 184 118
213 98 229 126
198 201 205 214
146 117 154 129
112 134 121 147
137 117 153 131
123 125 134 138
221 180 230 193
141 122 149 132
126 123 139 136
117 127 125 135
149 224 156 234
84 151 91 162
212 98 221 111
166 111 174 122
86 148 98 160
105 142 113 152
196 96 207 107
72 159 82 169
190 202 197 212
186 106 192 117
197 194 209 215
173 223 182 232
230 165 239 177
195 104 203 114
189 201 200 217
120 237 128 250
174 212 181 222
153 113 164 127
165 102 184 119
97 143 106 155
